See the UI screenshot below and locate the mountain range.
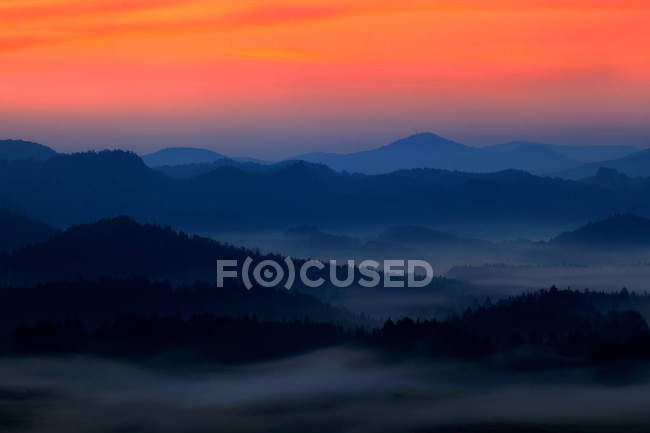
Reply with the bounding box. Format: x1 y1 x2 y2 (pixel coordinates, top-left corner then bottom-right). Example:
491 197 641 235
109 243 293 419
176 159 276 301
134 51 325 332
1 149 649 230
3 133 643 177
140 133 640 176
292 133 563 175
289 133 639 175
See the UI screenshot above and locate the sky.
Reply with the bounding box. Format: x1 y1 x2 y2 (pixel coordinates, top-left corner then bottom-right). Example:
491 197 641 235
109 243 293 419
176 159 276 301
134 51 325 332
1 0 649 158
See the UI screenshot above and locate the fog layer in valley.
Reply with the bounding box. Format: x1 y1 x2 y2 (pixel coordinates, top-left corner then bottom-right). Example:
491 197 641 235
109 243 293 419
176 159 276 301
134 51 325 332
194 222 650 295
3 349 650 433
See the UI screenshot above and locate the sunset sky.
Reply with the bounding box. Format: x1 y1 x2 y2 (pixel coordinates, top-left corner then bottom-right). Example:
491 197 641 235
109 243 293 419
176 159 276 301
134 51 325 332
1 0 649 158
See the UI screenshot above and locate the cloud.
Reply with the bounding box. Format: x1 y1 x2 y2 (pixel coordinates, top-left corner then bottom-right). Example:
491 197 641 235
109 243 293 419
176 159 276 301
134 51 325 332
0 2 353 53
0 0 192 21
223 48 322 62
4 1 647 54
223 4 347 27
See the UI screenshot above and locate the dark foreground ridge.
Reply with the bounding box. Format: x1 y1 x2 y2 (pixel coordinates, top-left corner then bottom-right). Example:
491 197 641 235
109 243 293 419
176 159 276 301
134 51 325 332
8 285 650 368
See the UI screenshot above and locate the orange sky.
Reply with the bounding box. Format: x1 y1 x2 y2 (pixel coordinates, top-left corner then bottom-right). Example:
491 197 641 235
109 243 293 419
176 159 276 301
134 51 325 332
1 0 649 156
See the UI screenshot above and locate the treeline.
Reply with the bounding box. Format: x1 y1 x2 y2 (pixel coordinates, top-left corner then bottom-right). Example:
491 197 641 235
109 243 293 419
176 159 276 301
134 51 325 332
13 315 348 363
9 286 650 366
449 286 650 363
372 310 650 364
0 277 366 354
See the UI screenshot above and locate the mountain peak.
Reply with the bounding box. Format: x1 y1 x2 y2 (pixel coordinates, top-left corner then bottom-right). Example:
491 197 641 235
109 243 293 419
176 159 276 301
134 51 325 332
381 132 465 151
405 132 446 140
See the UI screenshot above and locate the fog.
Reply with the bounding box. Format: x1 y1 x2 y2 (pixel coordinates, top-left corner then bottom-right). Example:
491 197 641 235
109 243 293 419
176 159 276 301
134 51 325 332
181 226 650 321
187 227 530 274
3 349 650 432
449 264 650 294
192 226 650 272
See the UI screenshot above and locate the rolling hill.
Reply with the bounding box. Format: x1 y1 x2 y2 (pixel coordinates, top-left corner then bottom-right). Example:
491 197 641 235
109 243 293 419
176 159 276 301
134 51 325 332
142 147 229 167
0 216 263 284
142 146 271 168
0 139 57 161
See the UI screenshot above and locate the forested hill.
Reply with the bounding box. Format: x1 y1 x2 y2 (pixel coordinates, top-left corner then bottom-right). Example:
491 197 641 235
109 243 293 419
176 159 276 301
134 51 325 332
0 216 258 285
552 214 650 248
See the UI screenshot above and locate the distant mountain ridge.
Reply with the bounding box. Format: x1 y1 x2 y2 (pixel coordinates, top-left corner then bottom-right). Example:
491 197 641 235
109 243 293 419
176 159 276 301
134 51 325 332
142 147 228 167
486 141 637 163
556 148 650 179
142 133 638 177
142 146 272 168
7 134 639 178
288 133 637 175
